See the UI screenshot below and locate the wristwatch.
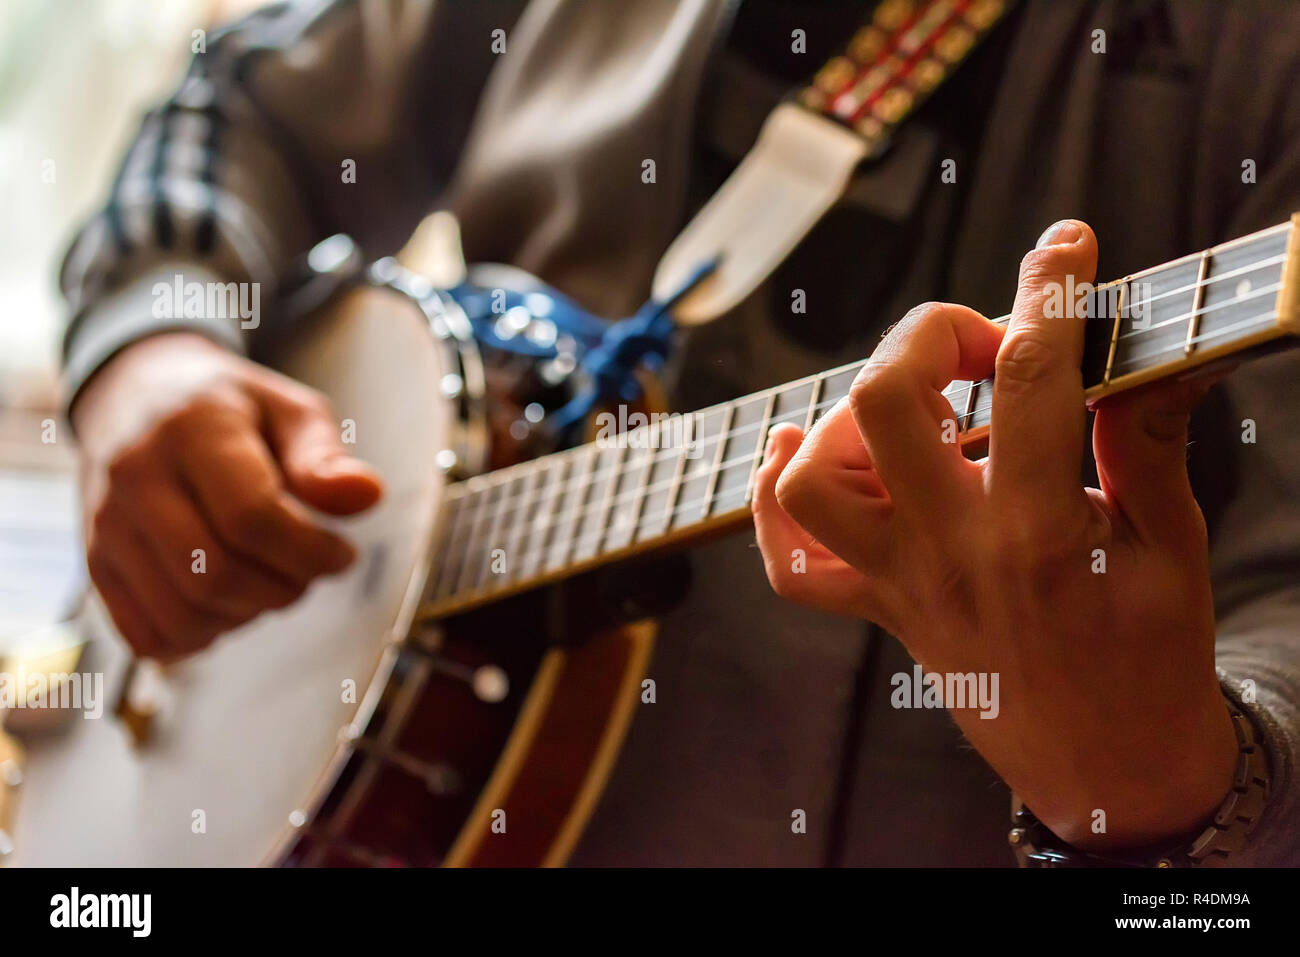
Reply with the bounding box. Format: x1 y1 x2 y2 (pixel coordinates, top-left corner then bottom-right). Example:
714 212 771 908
1009 694 1271 867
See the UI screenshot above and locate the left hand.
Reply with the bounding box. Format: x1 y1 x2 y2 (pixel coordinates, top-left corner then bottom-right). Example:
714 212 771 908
751 220 1237 850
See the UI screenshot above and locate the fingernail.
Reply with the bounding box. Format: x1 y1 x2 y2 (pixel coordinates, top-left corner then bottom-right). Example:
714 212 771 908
1036 220 1082 248
314 456 357 478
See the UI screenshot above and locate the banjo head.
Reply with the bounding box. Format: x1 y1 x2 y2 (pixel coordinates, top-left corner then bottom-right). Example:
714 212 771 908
11 285 453 866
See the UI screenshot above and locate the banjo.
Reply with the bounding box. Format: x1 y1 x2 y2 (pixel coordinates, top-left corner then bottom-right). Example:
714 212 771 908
0 0 1031 867
3 213 1299 867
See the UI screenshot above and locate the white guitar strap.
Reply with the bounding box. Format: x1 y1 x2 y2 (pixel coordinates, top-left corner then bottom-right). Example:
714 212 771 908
655 0 1013 325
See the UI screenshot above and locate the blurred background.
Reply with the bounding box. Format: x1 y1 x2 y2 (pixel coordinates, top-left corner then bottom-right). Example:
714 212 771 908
0 0 254 646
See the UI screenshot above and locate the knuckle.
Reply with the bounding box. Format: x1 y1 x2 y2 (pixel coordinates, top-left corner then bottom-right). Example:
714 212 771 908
186 560 234 606
87 504 117 551
220 496 281 549
156 394 221 439
264 580 307 610
1018 246 1066 284
270 376 334 421
900 300 956 329
773 461 816 520
186 633 221 656
884 302 933 339
165 612 205 644
85 550 114 590
239 570 304 613
123 634 155 658
158 387 256 441
885 301 968 344
204 560 240 596
104 444 151 488
154 403 198 442
849 361 909 419
987 510 1074 568
300 390 335 421
158 601 219 646
994 332 1057 392
165 580 204 617
876 302 946 355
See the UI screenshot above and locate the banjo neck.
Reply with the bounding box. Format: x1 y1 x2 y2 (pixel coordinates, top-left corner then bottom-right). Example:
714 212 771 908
418 215 1300 622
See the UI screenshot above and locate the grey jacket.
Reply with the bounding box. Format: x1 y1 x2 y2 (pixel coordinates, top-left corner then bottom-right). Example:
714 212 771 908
61 0 1300 865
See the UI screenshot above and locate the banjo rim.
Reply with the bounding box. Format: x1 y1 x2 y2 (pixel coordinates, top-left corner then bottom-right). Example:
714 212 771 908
260 258 490 866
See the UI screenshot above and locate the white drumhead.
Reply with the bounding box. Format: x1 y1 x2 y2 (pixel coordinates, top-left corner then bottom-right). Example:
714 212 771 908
11 287 451 866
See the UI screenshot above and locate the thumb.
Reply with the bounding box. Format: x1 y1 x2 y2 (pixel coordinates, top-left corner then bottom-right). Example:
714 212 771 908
1092 378 1213 547
252 376 385 515
987 219 1098 507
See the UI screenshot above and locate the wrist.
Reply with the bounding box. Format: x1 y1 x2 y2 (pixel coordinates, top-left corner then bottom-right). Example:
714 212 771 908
1026 702 1238 851
70 331 231 435
1013 684 1239 850
1012 694 1270 866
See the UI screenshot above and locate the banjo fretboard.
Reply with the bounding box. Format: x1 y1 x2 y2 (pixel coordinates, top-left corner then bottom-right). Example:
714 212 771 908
420 217 1299 621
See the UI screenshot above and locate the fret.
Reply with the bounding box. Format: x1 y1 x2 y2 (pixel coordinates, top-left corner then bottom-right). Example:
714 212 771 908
1080 283 1119 388
604 438 655 552
938 377 962 427
519 457 568 580
441 484 481 598
743 392 776 505
1184 249 1212 356
437 484 490 600
812 364 862 425
572 442 625 561
711 394 772 515
943 367 995 435
650 417 693 538
974 379 995 432
1111 257 1201 385
620 441 658 549
1188 227 1289 352
456 478 506 594
699 403 734 518
726 376 820 515
960 378 978 431
670 406 730 529
546 444 597 572
945 380 972 433
1110 225 1291 380
635 424 687 542
801 374 823 433
479 471 525 590
430 488 475 600
494 465 542 590
417 221 1300 624
1101 279 1127 386
1281 213 1300 333
770 378 818 433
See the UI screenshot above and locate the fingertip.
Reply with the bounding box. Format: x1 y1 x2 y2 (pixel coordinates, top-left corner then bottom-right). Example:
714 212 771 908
1035 218 1089 249
753 426 801 517
327 535 359 573
296 459 385 515
763 423 804 463
1022 218 1098 286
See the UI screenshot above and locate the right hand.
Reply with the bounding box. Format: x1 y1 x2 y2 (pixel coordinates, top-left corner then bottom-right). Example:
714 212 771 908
72 332 384 660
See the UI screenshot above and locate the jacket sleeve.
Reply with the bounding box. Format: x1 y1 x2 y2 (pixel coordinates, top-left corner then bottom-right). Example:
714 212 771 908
1201 29 1300 866
58 0 509 411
